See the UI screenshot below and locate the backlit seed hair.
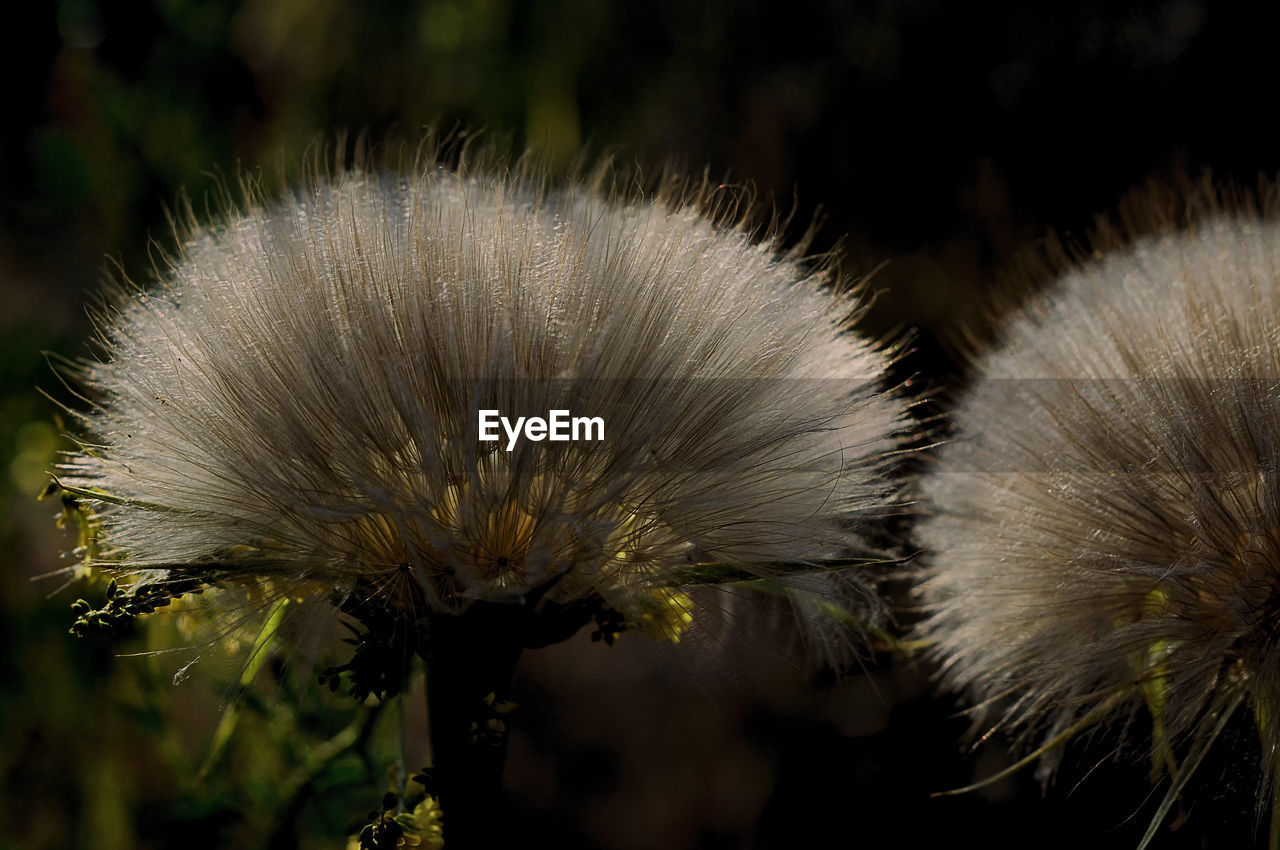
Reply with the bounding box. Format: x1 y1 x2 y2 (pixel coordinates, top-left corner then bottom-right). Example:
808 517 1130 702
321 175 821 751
59 142 910 658
919 187 1280 835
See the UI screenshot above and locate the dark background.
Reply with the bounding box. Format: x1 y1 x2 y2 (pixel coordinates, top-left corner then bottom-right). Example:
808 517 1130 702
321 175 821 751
2 1 1278 848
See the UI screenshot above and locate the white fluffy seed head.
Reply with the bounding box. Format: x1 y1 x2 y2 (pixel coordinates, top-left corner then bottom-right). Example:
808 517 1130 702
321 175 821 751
920 202 1280 780
61 148 909 645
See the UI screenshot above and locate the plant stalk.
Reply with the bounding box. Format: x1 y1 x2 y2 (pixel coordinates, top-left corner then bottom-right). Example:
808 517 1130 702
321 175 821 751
421 604 526 848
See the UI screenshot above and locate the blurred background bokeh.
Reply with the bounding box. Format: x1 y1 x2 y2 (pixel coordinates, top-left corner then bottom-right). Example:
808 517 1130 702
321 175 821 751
4 2 1280 848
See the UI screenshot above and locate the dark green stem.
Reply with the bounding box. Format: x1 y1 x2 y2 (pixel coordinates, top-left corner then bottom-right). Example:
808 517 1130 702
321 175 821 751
418 590 604 847
422 605 526 848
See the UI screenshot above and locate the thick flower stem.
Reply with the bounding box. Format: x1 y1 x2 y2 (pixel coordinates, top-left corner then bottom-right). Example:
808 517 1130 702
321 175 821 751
421 605 527 848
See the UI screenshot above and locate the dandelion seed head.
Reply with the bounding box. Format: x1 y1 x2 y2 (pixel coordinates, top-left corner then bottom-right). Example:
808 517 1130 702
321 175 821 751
920 203 1280 784
62 147 907 649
